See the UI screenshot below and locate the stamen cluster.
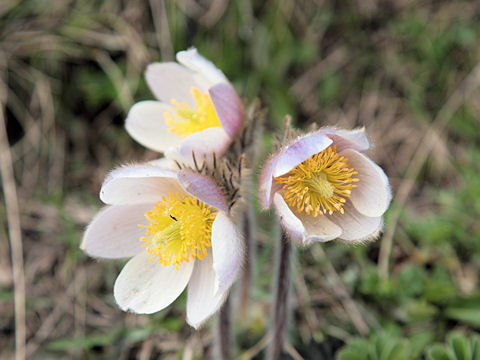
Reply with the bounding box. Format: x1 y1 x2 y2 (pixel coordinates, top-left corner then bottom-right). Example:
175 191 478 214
275 146 359 216
140 192 217 268
164 88 221 138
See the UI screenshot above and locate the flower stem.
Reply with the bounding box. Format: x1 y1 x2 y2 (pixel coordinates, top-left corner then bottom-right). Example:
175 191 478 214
267 228 292 360
239 206 254 316
216 296 231 360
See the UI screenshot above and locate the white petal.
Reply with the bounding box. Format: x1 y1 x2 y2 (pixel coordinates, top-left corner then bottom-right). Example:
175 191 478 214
177 127 231 159
258 154 277 209
273 133 332 177
125 101 182 153
296 211 343 244
329 203 383 242
147 157 178 170
186 253 228 328
211 212 243 294
100 164 181 205
342 149 391 217
81 204 153 259
176 48 228 86
273 193 306 243
145 62 209 106
320 128 370 152
114 252 194 314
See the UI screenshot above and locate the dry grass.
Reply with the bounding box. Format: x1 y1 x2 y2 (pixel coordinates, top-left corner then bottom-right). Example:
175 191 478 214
1 0 480 359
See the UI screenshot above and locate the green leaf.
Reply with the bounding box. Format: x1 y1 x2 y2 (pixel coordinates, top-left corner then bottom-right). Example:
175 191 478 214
428 345 454 360
449 334 471 360
445 308 480 328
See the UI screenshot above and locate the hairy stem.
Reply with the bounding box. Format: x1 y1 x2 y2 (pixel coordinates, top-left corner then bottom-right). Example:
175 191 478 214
216 296 231 360
239 206 254 316
267 228 292 360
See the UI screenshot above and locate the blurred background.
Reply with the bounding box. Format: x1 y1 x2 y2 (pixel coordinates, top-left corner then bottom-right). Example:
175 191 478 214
1 0 480 358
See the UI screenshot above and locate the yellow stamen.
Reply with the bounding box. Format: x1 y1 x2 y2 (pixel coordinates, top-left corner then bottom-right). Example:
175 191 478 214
164 87 221 138
139 192 217 268
275 146 359 216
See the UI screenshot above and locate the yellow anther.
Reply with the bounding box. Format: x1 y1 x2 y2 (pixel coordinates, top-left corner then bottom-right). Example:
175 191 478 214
275 146 359 216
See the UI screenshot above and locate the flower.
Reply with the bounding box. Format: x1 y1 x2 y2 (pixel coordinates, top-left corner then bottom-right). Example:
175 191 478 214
259 128 391 244
125 48 244 159
81 162 244 328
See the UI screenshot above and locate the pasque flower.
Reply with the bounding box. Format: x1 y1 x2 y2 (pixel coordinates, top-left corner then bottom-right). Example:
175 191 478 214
259 128 391 243
81 161 243 328
125 48 244 159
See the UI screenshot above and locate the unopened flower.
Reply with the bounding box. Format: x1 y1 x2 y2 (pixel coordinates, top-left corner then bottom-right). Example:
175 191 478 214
81 162 243 328
125 48 244 159
259 128 391 243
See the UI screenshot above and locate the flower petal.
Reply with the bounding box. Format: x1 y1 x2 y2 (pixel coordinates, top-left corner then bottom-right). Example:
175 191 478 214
186 253 228 328
258 154 277 209
296 211 343 244
321 128 370 152
177 169 229 212
329 203 383 242
100 164 181 205
125 100 182 153
114 252 194 314
273 133 333 177
177 127 231 160
81 204 152 259
145 62 209 106
341 149 391 217
209 83 244 138
176 48 228 86
211 212 243 294
273 193 306 243
147 157 178 170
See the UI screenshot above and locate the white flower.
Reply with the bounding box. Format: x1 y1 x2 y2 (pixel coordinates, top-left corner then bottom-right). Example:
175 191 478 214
81 162 244 328
125 48 244 159
259 128 391 244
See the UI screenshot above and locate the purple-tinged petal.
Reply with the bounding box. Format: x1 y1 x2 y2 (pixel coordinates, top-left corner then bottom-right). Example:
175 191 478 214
114 252 194 314
81 204 153 259
100 165 181 205
209 83 244 138
211 212 243 295
186 253 228 328
145 62 208 106
176 48 228 86
273 193 306 243
125 101 182 153
177 169 228 212
177 127 231 159
341 149 391 217
320 128 370 152
273 134 333 177
329 203 383 242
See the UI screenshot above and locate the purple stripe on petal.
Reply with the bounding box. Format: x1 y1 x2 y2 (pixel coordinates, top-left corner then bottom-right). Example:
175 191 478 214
209 83 244 138
273 133 332 177
177 169 229 212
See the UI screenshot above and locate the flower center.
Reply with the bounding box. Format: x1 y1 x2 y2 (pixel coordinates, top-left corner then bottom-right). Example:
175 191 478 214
139 192 217 268
275 146 359 216
164 87 221 138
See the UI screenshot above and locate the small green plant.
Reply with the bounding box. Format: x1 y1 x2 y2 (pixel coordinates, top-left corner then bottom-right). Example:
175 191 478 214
428 333 480 360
